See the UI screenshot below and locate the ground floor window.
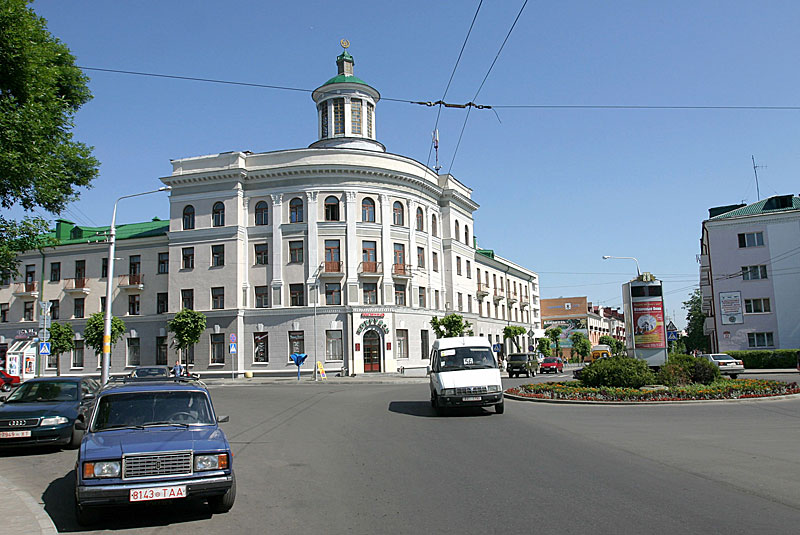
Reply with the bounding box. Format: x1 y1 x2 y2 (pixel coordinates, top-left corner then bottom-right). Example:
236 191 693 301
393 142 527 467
127 338 141 366
747 331 774 348
254 332 268 363
183 344 195 366
47 352 57 369
156 336 168 365
326 330 343 361
421 330 429 359
72 340 84 368
396 329 409 359
289 331 304 362
211 334 225 364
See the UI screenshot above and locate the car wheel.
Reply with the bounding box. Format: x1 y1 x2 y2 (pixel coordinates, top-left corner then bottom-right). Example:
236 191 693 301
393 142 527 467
208 473 236 514
433 394 446 416
68 421 84 449
0 382 9 392
730 374 738 379
75 497 99 526
495 400 505 414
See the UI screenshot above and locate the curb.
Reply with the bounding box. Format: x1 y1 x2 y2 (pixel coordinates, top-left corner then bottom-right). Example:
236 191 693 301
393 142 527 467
0 474 57 535
503 391 800 405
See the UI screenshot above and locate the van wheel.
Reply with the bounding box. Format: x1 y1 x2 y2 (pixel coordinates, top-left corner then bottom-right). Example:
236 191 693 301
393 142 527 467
495 400 505 414
433 394 446 416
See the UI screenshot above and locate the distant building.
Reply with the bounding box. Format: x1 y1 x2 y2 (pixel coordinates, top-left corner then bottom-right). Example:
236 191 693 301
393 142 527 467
699 194 800 352
540 296 625 360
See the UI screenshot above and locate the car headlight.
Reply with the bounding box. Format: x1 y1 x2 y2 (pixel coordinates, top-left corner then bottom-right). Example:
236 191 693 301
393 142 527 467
441 388 455 396
487 385 501 393
194 453 229 471
40 416 69 426
83 461 121 479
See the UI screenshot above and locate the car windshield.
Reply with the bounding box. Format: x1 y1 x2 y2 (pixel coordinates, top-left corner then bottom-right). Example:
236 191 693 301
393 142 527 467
543 358 559 363
509 355 527 362
5 380 79 403
92 391 215 430
438 347 497 370
131 367 168 377
712 354 736 361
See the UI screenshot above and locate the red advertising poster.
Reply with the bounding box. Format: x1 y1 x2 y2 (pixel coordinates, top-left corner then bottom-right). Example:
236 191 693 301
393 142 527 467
633 300 665 349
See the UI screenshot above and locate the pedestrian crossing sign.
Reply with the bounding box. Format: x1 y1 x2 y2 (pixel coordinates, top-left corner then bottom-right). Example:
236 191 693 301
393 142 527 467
39 342 51 355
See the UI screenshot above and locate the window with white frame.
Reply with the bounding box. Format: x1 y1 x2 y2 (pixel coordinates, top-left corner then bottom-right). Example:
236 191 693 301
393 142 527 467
738 232 764 248
72 340 84 368
254 332 268 363
211 334 225 364
351 98 362 135
396 329 409 359
741 265 767 280
744 298 770 313
127 338 141 366
326 330 343 361
255 201 269 225
747 331 774 348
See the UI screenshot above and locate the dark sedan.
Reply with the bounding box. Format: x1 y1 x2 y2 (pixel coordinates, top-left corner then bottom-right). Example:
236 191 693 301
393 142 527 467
0 376 99 449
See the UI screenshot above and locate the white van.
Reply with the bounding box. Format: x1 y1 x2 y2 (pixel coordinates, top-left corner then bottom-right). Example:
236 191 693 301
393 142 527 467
428 336 504 415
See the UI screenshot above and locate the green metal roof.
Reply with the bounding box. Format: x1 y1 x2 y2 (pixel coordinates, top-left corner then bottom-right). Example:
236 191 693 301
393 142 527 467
710 195 800 220
476 248 495 259
47 219 169 245
321 74 370 86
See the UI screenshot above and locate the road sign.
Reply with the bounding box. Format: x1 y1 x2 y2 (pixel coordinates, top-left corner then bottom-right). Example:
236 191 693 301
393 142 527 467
230 333 237 343
492 343 502 352
666 321 677 332
38 316 51 328
39 328 50 341
39 342 51 355
39 301 52 312
667 331 679 342
229 343 237 354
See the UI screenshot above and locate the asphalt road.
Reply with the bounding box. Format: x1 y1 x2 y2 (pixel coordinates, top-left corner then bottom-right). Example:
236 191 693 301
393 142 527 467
1 374 799 534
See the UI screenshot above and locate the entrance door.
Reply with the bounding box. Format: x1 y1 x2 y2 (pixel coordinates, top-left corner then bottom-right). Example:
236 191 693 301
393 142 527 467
363 330 381 373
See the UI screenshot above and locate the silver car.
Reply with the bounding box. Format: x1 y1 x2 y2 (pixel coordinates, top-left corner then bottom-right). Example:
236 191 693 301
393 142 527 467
698 353 745 378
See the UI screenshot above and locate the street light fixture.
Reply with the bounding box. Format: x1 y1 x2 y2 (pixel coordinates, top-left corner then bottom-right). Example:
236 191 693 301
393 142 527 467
101 186 171 384
602 255 641 276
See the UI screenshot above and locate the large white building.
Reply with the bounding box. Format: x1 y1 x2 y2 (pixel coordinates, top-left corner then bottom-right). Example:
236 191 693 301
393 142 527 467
699 194 800 352
0 49 541 378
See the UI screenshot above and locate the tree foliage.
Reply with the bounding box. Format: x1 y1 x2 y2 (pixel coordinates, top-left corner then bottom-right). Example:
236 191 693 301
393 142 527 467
535 338 551 358
503 325 527 352
168 308 207 353
545 327 562 358
569 331 592 361
83 312 125 355
0 0 99 277
598 334 625 356
430 313 472 338
48 321 74 376
682 289 709 354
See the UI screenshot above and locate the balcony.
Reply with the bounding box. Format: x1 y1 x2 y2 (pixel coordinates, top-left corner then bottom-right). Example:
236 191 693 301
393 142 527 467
64 277 91 295
507 291 518 304
12 282 38 298
118 273 144 291
493 288 505 302
319 261 344 277
392 263 411 278
358 261 382 278
519 295 530 308
703 316 716 336
476 283 489 299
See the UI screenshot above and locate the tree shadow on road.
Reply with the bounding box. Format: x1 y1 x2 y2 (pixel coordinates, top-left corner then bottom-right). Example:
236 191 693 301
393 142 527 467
388 401 494 418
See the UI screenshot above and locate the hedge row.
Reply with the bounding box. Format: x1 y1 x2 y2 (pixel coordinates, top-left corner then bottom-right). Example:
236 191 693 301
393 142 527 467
726 349 798 369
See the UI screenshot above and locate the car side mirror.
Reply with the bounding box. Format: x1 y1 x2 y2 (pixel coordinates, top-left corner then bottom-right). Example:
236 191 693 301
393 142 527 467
83 393 95 401
216 415 230 423
74 420 87 430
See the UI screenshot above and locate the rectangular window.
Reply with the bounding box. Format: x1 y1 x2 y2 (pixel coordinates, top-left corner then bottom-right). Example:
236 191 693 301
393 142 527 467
181 289 194 310
102 257 108 278
393 243 405 272
100 296 106 312
50 262 61 282
157 292 168 314
289 241 304 263
467 295 472 313
747 332 774 348
738 232 764 248
395 284 406 306
47 349 57 369
466 260 471 279
182 247 194 269
128 294 140 315
333 98 345 135
254 332 269 363
289 331 305 360
72 340 84 368
50 299 60 320
290 284 305 306
158 252 169 274
351 98 362 135
320 102 328 138
435 290 440 309
367 102 374 138
156 336 168 365
73 298 84 319
457 292 463 311
184 344 195 366
741 265 768 280
74 260 85 279
456 256 462 276
432 252 439 272
419 287 426 308
326 330 343 361
129 255 141 277
396 329 409 359
744 298 771 314
421 330 430 359
417 247 425 268
363 283 378 304
0 303 8 322
212 245 225 267
324 240 340 262
127 338 141 366
255 243 269 265
212 287 225 309
211 333 225 364
325 283 341 305
255 286 270 308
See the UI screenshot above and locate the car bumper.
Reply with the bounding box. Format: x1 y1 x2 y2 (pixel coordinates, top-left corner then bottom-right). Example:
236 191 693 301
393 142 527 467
719 366 745 376
439 393 503 408
0 425 72 448
76 472 233 506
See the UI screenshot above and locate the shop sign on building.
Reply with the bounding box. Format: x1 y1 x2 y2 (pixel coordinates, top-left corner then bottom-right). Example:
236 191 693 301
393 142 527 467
356 317 390 335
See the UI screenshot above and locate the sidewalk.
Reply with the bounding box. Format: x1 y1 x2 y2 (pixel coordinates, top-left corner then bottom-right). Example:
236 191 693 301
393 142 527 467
0 474 57 535
202 371 430 387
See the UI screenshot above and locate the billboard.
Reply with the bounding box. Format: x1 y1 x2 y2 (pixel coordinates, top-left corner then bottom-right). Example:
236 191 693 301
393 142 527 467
632 300 665 349
542 318 587 348
719 291 744 325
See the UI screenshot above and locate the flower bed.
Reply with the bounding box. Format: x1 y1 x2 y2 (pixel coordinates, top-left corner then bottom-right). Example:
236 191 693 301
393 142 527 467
506 379 800 402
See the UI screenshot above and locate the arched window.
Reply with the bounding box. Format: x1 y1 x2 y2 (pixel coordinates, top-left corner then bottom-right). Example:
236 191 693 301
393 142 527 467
431 214 438 237
289 197 304 223
324 196 340 221
362 197 375 222
182 205 195 230
212 202 225 227
464 226 469 245
454 220 459 240
416 207 424 231
255 201 269 226
393 201 404 226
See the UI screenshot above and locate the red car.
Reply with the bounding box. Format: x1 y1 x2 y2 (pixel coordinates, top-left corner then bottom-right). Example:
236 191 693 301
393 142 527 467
0 370 21 392
539 357 564 374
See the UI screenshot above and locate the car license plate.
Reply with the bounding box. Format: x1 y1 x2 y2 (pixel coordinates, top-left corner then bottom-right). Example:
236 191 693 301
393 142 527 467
130 485 186 502
462 396 481 401
0 430 31 439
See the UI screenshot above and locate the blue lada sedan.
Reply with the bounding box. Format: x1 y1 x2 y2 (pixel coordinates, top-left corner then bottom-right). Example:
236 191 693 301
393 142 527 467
74 379 235 525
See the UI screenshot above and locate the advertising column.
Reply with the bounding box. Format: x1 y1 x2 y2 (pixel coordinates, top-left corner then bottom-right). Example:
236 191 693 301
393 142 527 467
622 274 667 367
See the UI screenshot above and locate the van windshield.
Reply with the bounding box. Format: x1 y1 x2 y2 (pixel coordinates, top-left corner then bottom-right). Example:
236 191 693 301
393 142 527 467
438 348 497 371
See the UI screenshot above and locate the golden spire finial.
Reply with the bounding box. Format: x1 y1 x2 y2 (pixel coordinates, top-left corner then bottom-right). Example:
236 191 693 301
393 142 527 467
340 38 350 49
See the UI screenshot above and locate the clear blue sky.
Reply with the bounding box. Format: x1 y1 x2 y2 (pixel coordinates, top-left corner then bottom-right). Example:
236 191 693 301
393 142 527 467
25 1 800 328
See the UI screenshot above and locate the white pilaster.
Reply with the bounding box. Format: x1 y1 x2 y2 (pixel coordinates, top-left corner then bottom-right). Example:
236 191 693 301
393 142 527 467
270 193 283 306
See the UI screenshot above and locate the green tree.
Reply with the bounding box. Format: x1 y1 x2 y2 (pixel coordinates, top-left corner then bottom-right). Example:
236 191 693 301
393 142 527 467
83 312 125 356
569 331 592 362
168 309 207 365
598 334 625 356
545 327 562 359
0 0 99 278
48 321 75 376
536 338 551 358
430 313 472 338
503 325 527 352
682 289 709 354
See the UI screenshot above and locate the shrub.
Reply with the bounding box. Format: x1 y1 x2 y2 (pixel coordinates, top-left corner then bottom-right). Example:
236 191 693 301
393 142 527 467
727 350 798 369
580 356 655 388
656 363 691 386
693 357 721 384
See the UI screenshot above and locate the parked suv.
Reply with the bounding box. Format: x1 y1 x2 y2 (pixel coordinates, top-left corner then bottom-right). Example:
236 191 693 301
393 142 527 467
74 378 235 525
506 353 538 378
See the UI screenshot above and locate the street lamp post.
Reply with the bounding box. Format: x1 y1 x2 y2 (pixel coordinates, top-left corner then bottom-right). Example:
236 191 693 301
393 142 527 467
602 255 641 277
101 186 171 384
310 264 322 381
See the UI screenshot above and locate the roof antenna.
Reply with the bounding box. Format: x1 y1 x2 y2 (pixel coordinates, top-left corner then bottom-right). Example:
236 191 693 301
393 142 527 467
433 129 442 173
752 155 766 201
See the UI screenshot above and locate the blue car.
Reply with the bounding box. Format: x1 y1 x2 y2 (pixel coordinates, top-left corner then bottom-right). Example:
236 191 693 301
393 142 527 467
0 376 99 449
74 379 235 525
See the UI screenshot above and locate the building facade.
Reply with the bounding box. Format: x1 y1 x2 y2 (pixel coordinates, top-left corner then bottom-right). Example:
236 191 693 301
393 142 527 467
540 296 625 360
699 194 800 352
0 49 541 378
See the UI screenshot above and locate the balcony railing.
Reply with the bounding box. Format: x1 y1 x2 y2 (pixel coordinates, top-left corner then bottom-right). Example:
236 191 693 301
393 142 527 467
358 261 382 277
64 277 90 294
392 263 411 277
493 288 505 301
507 291 518 304
12 281 38 297
476 283 489 298
320 261 343 276
119 273 144 289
